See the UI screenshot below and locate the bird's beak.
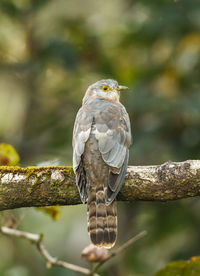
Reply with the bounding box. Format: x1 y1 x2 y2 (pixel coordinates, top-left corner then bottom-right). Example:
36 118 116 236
117 85 129 91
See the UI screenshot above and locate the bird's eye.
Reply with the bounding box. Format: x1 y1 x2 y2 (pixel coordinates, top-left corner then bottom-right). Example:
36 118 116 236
102 85 110 92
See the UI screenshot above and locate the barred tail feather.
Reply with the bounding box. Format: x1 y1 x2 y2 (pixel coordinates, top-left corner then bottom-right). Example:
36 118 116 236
87 186 117 248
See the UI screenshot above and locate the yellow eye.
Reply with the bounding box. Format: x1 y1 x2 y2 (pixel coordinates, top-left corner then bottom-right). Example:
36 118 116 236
102 85 110 92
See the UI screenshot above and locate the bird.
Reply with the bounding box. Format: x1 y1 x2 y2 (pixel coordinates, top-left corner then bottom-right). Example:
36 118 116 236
72 79 132 248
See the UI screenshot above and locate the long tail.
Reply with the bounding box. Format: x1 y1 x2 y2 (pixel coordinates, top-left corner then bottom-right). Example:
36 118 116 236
87 186 117 248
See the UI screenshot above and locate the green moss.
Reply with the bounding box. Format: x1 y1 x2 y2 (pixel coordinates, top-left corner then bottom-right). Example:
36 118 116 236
0 166 74 175
0 166 74 195
165 190 172 194
0 166 23 173
187 192 196 197
61 166 74 176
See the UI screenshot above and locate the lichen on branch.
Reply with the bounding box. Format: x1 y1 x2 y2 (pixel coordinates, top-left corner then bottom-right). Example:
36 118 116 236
0 160 199 211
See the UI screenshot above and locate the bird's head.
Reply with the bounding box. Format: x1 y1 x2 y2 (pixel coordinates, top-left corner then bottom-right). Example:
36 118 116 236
83 79 128 104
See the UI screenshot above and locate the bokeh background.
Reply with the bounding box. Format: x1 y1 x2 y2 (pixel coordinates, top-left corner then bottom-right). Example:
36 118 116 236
0 0 200 275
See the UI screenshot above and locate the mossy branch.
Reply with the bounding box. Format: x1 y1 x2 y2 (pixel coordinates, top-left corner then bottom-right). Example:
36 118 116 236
0 160 199 211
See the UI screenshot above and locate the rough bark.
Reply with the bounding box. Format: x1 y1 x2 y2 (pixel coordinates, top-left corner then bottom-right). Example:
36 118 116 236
0 160 199 211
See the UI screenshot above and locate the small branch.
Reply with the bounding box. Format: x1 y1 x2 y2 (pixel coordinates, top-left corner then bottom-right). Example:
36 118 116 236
0 226 99 276
0 160 200 210
93 230 147 273
109 230 147 257
1 227 40 241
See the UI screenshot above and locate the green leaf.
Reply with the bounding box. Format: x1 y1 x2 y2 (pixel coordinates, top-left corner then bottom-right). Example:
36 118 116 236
155 257 200 276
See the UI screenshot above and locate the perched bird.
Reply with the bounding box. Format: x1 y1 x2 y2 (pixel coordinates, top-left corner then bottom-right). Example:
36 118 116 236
72 79 132 248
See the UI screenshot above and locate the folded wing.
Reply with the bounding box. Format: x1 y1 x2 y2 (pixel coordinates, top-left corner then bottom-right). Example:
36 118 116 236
94 102 132 204
72 106 93 202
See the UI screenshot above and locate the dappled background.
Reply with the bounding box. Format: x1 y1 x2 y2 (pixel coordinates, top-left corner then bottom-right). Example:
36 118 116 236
0 0 200 275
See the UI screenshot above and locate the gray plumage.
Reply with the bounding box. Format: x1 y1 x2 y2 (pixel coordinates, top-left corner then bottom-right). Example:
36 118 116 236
72 79 131 248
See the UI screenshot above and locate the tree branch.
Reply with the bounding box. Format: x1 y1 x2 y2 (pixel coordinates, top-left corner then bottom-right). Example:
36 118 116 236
0 226 99 276
0 160 199 211
0 226 147 276
92 230 147 273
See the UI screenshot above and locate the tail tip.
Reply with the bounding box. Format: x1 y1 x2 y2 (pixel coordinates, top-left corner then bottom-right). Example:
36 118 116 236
90 230 117 249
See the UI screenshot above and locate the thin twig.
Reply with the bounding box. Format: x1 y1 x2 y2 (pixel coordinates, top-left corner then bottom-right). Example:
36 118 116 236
93 230 147 273
0 226 99 276
111 230 147 257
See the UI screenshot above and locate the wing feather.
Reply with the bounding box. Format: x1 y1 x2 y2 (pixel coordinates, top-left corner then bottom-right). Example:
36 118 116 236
106 150 129 204
95 102 131 169
72 106 93 203
72 107 93 172
94 101 132 203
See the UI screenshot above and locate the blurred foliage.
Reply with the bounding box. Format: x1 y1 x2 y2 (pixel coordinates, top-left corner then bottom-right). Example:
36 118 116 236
155 256 200 276
0 0 200 275
0 143 20 166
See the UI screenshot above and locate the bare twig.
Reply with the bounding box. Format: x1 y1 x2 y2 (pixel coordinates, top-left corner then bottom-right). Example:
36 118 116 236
0 226 147 275
92 230 147 273
0 226 99 276
0 160 200 211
